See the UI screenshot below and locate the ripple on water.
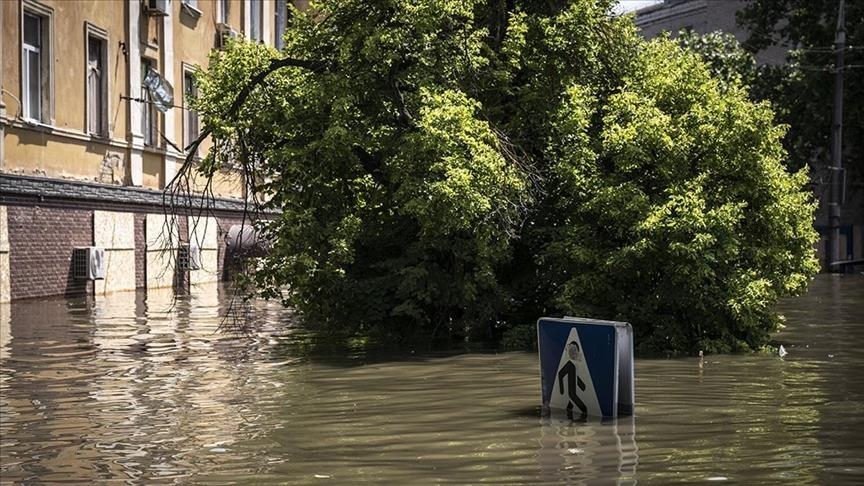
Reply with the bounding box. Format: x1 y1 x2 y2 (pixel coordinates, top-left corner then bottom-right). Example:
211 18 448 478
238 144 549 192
1 276 863 484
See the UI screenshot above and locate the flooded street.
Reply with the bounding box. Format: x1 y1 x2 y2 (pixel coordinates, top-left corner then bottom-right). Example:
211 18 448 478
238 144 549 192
1 275 862 484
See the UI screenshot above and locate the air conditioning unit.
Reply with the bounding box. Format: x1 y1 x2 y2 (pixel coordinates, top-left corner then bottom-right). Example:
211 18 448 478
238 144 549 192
146 0 170 17
216 23 238 49
73 247 106 280
178 244 202 271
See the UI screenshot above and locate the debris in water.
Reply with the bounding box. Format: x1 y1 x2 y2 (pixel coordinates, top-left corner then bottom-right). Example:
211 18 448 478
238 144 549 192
778 345 788 358
314 474 332 479
698 350 704 369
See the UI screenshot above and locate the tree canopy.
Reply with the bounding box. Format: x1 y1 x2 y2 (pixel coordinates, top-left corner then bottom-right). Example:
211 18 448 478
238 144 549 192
189 0 818 355
738 0 864 182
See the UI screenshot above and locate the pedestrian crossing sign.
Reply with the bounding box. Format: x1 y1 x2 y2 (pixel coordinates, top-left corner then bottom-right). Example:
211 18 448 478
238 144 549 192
537 317 634 419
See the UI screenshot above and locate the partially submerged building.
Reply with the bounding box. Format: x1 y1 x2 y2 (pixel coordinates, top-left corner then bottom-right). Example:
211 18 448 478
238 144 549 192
1 0 297 302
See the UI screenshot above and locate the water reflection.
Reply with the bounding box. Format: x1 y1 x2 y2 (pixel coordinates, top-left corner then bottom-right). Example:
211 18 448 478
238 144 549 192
0 285 289 483
0 276 862 484
537 415 637 484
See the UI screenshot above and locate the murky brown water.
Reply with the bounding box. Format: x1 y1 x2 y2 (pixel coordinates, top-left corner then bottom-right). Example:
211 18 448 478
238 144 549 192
1 275 862 484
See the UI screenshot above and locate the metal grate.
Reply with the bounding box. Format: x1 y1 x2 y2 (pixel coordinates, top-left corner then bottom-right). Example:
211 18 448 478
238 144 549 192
72 248 89 279
178 245 190 271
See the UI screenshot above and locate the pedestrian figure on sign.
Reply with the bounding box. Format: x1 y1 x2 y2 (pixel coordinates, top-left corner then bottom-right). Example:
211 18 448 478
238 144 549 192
558 340 588 419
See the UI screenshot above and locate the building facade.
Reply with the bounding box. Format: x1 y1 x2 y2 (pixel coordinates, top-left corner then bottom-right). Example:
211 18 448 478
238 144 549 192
0 0 295 302
632 0 786 65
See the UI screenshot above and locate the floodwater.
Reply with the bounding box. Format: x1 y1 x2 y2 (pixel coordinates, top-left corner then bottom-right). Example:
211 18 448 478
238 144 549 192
1 275 862 484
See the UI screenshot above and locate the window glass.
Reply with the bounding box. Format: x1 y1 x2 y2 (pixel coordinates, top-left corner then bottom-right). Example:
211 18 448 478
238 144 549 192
184 71 199 147
87 36 105 135
219 0 230 23
23 12 43 120
142 60 156 146
23 13 40 47
250 0 262 41
26 50 41 119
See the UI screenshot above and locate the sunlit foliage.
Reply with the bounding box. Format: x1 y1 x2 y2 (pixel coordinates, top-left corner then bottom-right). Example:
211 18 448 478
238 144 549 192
191 0 818 353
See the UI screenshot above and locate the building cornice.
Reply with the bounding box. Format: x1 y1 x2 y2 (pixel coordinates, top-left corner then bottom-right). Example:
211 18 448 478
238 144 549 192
0 172 252 215
634 0 708 28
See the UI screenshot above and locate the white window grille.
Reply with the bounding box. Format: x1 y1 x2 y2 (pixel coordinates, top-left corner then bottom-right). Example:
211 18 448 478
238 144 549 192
87 34 107 136
183 69 199 149
22 12 42 121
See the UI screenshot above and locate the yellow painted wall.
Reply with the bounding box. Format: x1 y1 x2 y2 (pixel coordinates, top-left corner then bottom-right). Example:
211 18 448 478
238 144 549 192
1 0 268 200
183 160 245 199
4 126 128 183
1 1 127 137
142 150 164 189
174 0 217 152
2 0 129 183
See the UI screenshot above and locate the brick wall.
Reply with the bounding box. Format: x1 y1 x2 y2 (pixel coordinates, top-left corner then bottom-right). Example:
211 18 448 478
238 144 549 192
7 206 93 300
5 201 250 300
134 213 146 288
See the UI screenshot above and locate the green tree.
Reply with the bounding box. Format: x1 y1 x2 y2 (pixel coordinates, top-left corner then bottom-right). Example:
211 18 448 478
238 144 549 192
188 0 818 353
738 0 864 179
676 30 757 92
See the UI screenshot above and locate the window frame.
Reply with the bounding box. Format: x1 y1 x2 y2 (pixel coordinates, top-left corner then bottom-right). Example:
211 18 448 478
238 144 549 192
274 0 287 49
249 0 262 42
182 65 199 152
84 22 110 138
217 0 230 24
141 58 159 148
20 0 54 124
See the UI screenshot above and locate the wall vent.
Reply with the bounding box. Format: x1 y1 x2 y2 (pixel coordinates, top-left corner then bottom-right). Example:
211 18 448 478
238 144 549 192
178 244 202 271
216 23 238 49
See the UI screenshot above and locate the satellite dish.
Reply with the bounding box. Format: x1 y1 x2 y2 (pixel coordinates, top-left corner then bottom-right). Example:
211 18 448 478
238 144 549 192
143 67 174 113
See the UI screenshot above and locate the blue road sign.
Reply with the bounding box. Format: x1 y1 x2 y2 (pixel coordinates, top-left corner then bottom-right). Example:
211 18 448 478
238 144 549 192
538 317 634 419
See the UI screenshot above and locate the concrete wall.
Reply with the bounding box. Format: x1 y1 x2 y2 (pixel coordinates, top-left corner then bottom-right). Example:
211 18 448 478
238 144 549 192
145 212 180 290
189 215 220 285
93 210 136 294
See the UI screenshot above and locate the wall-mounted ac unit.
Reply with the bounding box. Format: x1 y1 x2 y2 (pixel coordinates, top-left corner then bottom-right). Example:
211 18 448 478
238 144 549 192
178 244 202 271
146 0 170 17
216 23 238 49
73 247 106 280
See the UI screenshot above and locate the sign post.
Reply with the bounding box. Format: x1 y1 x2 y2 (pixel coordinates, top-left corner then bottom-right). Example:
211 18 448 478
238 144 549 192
537 317 634 419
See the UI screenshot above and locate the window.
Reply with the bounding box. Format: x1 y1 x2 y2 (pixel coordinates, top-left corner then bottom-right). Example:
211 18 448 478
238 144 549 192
181 0 197 7
22 9 51 122
274 0 287 49
249 0 262 42
183 69 199 150
141 59 158 147
217 0 230 24
86 32 108 136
